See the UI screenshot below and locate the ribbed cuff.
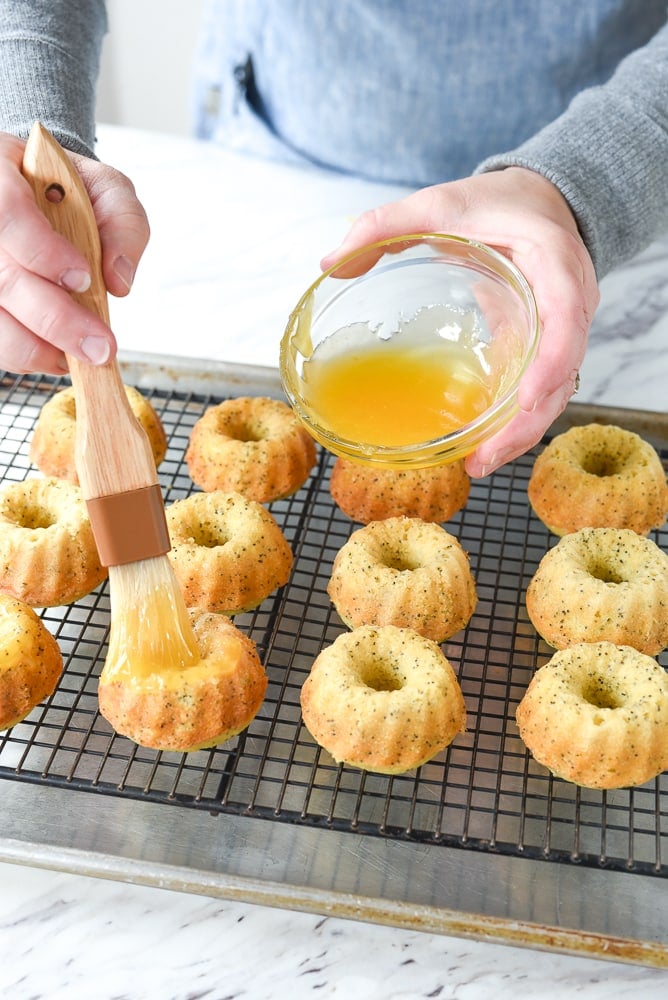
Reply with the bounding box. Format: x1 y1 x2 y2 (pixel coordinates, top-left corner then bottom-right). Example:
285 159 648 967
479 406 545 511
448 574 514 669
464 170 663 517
0 35 99 158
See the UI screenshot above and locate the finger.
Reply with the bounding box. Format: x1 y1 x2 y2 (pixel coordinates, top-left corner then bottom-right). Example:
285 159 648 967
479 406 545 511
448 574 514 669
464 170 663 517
321 235 426 279
465 376 579 478
0 133 93 291
0 248 116 364
0 307 69 375
510 234 598 410
0 135 150 301
321 187 457 270
78 157 150 298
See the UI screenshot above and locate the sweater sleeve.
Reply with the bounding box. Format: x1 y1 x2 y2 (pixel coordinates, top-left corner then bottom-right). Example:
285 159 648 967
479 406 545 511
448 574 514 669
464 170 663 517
475 20 668 279
0 0 107 158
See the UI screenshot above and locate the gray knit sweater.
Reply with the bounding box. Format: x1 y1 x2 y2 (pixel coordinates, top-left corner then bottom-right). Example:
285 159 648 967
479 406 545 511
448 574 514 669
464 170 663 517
477 22 668 281
1 0 666 279
0 0 105 157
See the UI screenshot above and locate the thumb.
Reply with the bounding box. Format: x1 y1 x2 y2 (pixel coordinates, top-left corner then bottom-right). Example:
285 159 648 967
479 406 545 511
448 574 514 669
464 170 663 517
76 156 150 298
321 185 464 270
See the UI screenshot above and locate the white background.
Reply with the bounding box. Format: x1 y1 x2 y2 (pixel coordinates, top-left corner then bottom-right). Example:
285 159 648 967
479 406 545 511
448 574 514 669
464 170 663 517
97 0 204 135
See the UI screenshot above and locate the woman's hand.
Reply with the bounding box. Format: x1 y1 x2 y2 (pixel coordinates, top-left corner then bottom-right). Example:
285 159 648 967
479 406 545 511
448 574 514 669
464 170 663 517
0 131 149 375
321 167 600 478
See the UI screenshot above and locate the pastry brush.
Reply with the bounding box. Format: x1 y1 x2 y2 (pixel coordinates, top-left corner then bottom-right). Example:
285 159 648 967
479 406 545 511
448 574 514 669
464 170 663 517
22 122 199 676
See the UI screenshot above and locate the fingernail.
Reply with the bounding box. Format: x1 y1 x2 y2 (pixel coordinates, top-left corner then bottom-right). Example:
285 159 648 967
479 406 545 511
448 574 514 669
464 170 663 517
480 447 514 477
320 243 345 269
80 335 110 364
60 268 91 293
113 254 135 291
527 392 549 414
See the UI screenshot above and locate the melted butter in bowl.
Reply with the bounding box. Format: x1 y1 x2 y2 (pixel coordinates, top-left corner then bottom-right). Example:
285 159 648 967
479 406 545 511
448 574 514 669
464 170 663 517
303 325 493 447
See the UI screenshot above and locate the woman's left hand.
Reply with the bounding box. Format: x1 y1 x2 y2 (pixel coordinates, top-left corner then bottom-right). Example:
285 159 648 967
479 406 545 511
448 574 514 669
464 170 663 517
321 167 600 478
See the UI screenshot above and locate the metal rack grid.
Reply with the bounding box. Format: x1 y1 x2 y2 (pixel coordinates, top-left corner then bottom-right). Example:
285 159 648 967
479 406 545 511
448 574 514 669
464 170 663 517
0 369 666 912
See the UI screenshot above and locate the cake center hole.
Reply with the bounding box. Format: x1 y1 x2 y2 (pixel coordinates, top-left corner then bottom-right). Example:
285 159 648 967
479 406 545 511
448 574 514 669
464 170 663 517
225 418 265 443
580 454 624 477
359 658 404 692
234 429 263 442
583 682 622 712
588 559 626 585
10 502 57 530
191 525 228 548
380 544 421 572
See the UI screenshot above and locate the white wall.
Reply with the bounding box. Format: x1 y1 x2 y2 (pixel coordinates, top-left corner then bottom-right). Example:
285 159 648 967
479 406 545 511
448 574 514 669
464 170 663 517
96 0 205 136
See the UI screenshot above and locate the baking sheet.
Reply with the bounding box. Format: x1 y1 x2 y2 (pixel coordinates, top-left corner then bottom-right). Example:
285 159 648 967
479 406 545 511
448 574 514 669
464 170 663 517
0 352 666 968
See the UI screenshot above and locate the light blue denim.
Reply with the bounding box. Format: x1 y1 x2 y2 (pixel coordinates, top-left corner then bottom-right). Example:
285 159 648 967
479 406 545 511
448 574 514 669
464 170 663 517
191 0 668 276
192 0 663 183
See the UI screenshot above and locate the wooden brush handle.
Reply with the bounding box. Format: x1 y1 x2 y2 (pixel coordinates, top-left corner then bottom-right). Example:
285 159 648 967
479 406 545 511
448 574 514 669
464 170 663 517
21 121 157 499
21 123 170 567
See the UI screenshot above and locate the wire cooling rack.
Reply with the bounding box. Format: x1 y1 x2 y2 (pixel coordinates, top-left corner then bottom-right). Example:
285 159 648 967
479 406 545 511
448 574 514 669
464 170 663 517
0 362 666 964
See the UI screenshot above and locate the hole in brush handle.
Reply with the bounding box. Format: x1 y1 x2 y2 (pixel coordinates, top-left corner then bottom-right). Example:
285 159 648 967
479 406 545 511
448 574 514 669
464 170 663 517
45 182 65 203
86 485 171 567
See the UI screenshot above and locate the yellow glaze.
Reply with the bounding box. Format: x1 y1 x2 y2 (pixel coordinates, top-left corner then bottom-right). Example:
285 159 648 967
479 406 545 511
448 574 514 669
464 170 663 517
106 620 246 695
103 557 200 681
303 339 492 447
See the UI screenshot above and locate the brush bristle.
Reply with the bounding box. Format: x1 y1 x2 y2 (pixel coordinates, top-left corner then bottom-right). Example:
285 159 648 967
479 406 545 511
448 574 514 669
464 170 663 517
105 555 200 677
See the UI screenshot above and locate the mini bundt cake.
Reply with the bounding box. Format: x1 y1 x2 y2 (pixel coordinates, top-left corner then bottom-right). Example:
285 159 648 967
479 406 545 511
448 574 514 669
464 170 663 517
516 642 668 789
0 593 63 730
30 384 167 483
0 477 107 606
528 423 668 536
98 609 267 752
329 456 470 524
165 491 293 614
186 396 317 503
526 527 668 655
327 516 477 642
300 624 467 773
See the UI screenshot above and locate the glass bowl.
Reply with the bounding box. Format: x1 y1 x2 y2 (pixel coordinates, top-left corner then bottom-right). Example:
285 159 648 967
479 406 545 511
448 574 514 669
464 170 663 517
279 233 540 468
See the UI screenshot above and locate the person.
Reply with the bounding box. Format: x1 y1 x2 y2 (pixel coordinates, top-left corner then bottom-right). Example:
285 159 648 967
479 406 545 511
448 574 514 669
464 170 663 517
0 1 666 478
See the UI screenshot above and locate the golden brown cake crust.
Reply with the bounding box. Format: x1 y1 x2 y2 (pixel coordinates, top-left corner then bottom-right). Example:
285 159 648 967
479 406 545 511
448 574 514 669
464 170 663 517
166 490 293 614
528 423 668 536
329 457 470 524
327 516 477 642
0 477 107 606
300 624 466 774
526 527 668 655
185 396 317 503
30 384 167 484
0 593 63 730
515 642 668 789
98 610 267 752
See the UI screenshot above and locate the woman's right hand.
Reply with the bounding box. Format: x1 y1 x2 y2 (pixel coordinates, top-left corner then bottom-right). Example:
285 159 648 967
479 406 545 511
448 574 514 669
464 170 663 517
0 131 150 375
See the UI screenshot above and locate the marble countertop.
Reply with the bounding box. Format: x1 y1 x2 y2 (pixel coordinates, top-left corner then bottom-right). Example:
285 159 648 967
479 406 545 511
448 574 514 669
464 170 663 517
1 125 667 999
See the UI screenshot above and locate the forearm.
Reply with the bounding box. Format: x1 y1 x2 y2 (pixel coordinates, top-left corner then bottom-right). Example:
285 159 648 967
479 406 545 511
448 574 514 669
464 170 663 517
0 0 107 158
476 21 668 279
